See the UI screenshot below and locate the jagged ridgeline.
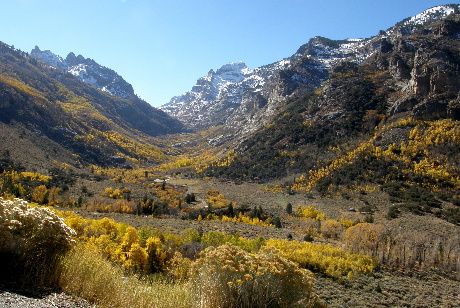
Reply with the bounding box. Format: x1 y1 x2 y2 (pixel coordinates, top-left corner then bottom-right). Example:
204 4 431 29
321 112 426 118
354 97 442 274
202 6 460 198
0 42 184 168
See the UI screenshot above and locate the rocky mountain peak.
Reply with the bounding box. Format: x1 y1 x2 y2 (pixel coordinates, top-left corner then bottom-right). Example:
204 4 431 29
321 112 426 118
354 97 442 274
161 61 255 129
161 4 460 141
215 62 251 75
31 47 135 100
31 46 67 70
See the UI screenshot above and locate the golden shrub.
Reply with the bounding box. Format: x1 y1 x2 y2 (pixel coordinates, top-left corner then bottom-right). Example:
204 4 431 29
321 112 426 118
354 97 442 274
126 243 148 272
166 251 193 281
297 205 326 220
120 226 138 248
146 236 166 273
345 223 387 256
31 185 48 204
190 243 319 308
0 198 76 286
339 216 354 228
266 238 377 279
320 219 344 239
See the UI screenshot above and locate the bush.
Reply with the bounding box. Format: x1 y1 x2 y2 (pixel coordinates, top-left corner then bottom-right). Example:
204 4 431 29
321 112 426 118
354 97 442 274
435 208 460 225
266 239 376 279
451 197 460 207
387 205 400 219
345 223 386 257
320 219 344 239
273 217 282 228
297 206 326 220
190 243 320 308
359 205 373 213
286 202 293 214
364 215 374 223
0 197 75 287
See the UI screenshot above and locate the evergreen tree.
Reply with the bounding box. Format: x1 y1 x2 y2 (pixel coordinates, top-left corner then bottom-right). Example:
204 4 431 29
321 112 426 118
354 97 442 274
228 203 234 217
273 217 282 228
286 203 293 215
185 193 196 204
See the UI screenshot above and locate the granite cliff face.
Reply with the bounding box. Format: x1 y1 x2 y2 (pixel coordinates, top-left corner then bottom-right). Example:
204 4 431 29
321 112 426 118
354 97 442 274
161 62 253 130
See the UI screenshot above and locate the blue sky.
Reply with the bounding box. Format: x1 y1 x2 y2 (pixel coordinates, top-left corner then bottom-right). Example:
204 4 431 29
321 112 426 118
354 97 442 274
0 0 456 107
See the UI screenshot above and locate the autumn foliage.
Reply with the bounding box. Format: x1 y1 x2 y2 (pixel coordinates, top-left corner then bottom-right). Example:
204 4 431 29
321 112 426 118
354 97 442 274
191 243 320 307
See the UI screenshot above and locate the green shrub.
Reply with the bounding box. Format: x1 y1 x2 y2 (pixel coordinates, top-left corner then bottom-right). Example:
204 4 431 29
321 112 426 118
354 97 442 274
435 208 460 225
359 205 373 213
451 197 460 207
286 203 293 215
387 205 400 219
364 214 374 223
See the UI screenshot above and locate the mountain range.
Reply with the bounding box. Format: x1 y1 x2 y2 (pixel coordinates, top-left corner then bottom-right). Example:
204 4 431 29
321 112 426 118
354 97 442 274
1 4 460 184
199 4 460 183
31 46 137 100
0 43 183 171
2 5 460 305
161 4 460 145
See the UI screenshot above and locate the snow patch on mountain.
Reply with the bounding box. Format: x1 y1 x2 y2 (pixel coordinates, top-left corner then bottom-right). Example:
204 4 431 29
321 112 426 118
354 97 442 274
384 4 458 37
31 46 67 70
31 46 134 100
407 5 455 27
161 62 255 126
162 4 460 139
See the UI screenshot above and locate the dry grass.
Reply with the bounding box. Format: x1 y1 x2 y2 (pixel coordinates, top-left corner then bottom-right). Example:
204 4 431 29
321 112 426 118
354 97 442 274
60 243 195 308
59 242 325 308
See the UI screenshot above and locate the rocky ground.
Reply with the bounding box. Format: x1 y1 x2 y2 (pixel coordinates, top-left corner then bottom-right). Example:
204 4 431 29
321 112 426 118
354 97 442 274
314 269 460 307
0 286 94 308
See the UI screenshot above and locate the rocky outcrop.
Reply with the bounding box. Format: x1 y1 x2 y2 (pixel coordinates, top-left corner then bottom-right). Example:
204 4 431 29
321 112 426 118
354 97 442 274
374 12 460 120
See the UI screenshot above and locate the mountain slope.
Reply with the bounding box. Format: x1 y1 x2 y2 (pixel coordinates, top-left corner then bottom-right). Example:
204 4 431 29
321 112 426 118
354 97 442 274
30 46 185 137
31 46 135 100
0 42 183 169
162 5 460 146
201 5 460 195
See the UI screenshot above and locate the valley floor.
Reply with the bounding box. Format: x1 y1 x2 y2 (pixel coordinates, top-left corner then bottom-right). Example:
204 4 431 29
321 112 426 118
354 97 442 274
314 269 460 307
62 179 460 307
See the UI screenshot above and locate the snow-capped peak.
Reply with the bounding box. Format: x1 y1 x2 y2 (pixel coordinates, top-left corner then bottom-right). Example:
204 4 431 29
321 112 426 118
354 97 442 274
31 46 135 100
163 4 460 135
31 46 67 70
406 5 456 27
